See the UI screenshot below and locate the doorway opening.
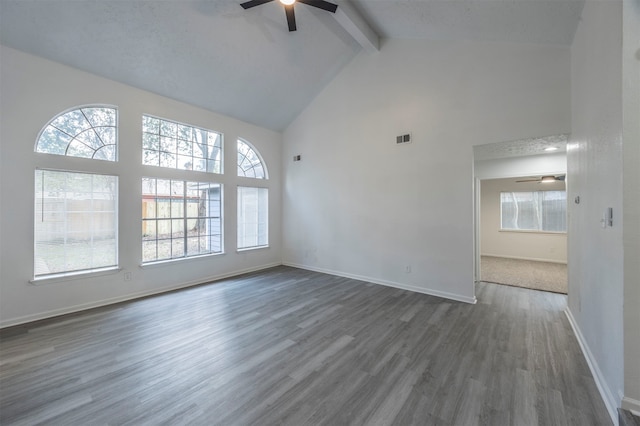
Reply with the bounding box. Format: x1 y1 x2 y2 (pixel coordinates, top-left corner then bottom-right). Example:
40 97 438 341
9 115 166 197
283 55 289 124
473 135 568 295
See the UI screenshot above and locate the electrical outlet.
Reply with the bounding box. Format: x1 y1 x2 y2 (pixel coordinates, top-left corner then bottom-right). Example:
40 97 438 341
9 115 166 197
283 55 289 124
124 271 132 281
405 265 412 273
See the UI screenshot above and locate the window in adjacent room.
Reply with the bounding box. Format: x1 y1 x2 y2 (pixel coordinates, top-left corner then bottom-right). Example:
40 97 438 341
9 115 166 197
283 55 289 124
142 178 222 263
237 186 268 250
237 139 267 179
142 115 222 173
500 190 567 232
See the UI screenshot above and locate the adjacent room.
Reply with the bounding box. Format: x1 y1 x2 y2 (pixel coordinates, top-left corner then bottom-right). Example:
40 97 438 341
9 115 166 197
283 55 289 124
1 0 638 425
480 174 568 294
474 136 568 294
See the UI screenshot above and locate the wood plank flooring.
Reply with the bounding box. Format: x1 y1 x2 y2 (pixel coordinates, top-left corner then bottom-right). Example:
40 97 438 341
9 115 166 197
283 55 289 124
0 266 612 425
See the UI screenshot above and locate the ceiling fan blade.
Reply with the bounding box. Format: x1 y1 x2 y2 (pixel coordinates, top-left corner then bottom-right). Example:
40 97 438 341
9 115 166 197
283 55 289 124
240 0 274 10
298 0 338 13
285 4 297 31
556 175 566 181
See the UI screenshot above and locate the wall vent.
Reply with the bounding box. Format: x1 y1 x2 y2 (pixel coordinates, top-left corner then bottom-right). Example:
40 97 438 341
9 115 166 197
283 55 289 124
396 133 412 144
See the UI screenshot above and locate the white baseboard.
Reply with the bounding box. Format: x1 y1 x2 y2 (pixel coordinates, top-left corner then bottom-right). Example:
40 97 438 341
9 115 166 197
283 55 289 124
481 253 567 264
622 397 640 416
0 262 282 329
283 262 477 304
565 307 619 426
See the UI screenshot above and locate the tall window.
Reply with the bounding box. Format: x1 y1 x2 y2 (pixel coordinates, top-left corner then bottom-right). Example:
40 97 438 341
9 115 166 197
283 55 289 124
236 139 268 250
237 187 268 250
34 106 119 279
237 139 266 179
142 115 222 173
142 178 222 263
36 106 117 161
500 191 567 232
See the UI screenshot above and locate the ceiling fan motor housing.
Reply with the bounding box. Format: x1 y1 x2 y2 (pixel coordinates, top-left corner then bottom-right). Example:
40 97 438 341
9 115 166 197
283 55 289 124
240 0 338 32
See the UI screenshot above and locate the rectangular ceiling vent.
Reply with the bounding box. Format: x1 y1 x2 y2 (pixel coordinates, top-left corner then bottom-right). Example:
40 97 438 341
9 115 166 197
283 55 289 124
396 133 412 145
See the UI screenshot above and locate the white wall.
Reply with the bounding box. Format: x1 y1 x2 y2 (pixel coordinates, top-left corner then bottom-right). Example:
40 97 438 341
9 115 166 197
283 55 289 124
282 38 571 303
567 1 624 421
622 0 640 414
474 152 566 180
0 46 283 327
480 178 567 263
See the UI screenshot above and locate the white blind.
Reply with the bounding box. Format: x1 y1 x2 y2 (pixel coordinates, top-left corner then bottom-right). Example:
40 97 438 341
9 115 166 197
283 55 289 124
237 187 268 249
35 170 118 277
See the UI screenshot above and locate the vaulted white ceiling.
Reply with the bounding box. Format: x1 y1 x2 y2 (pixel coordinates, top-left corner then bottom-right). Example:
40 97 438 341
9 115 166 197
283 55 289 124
0 0 584 131
351 0 584 44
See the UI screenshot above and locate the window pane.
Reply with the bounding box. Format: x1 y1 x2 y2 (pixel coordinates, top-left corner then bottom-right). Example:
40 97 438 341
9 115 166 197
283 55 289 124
141 178 222 263
143 116 160 134
141 115 222 174
35 170 118 277
238 186 268 249
36 106 118 161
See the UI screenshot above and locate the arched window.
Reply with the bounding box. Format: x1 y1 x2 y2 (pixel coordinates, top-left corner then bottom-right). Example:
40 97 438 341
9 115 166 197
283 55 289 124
34 105 119 279
35 106 117 161
237 139 267 179
236 139 268 250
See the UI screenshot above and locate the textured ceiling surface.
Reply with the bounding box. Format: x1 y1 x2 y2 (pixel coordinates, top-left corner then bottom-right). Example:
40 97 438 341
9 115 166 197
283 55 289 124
0 0 360 131
474 134 569 161
0 0 584 131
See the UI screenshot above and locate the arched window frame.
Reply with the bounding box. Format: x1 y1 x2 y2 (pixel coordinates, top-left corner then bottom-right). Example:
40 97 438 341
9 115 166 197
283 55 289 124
35 104 118 161
237 138 268 179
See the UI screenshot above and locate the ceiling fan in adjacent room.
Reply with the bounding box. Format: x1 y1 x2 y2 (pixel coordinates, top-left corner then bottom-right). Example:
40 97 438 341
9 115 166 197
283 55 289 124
240 0 338 32
516 175 566 183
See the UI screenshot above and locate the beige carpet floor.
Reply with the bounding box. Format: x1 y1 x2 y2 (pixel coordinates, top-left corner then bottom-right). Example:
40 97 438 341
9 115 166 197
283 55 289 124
481 255 567 294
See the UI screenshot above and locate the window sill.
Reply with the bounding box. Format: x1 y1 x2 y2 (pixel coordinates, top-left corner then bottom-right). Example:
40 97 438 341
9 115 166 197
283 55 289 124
30 267 121 285
499 229 567 235
140 252 225 268
237 245 269 253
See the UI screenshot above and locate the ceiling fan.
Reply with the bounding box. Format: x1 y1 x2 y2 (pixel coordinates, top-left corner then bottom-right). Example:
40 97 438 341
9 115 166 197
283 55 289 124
516 175 566 183
240 0 338 32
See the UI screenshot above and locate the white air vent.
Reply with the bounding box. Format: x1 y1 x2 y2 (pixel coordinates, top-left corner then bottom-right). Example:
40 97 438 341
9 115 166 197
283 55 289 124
396 133 412 144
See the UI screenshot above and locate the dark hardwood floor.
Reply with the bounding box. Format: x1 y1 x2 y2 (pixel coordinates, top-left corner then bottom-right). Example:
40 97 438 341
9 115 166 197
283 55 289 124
0 266 612 425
